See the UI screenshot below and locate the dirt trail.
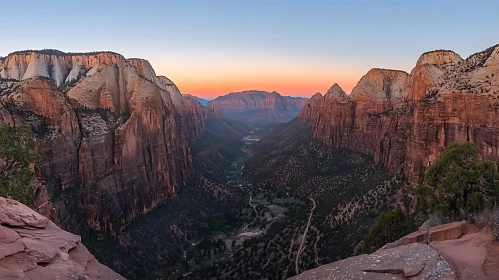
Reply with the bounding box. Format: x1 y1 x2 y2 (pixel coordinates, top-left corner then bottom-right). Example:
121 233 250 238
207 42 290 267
295 197 316 275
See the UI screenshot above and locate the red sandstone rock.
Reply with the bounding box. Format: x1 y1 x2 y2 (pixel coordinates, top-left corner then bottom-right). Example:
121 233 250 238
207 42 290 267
208 90 307 125
0 197 124 280
299 44 499 184
430 229 499 279
295 222 499 280
0 50 218 234
290 243 455 280
428 222 464 242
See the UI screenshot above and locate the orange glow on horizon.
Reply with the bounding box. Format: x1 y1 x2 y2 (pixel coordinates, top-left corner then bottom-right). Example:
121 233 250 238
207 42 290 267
151 51 366 99
156 68 362 99
173 78 359 99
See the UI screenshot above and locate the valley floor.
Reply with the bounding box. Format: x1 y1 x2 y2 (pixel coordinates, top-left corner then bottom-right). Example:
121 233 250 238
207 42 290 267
85 119 413 280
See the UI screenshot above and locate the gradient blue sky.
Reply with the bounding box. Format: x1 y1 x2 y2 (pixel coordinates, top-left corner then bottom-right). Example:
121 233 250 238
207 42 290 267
1 0 498 98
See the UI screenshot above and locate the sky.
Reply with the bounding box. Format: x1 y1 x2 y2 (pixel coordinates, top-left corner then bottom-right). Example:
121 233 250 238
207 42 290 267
1 1 498 99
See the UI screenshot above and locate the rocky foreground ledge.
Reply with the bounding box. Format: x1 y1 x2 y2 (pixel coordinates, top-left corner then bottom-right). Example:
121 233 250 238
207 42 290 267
0 197 125 280
290 222 499 279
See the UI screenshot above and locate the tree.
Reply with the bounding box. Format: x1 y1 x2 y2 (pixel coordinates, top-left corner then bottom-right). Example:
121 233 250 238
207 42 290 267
418 142 499 217
0 125 37 205
362 208 415 254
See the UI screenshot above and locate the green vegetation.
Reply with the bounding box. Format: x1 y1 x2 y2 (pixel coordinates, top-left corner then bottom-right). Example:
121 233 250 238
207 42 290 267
362 208 416 253
0 125 37 205
417 142 499 218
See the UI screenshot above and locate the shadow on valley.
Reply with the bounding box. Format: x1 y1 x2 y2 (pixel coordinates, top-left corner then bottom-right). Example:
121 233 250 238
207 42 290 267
85 118 412 280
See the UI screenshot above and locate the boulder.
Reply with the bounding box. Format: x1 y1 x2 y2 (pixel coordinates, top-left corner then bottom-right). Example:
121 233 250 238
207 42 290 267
0 197 125 280
290 243 454 280
0 197 49 228
428 222 464 242
402 230 428 245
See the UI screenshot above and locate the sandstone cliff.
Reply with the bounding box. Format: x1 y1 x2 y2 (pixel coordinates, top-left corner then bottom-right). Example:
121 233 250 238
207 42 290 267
0 49 218 234
0 196 125 279
299 44 499 184
208 90 308 126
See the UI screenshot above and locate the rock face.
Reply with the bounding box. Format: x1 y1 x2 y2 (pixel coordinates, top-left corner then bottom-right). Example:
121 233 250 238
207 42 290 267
291 222 499 279
290 243 454 279
183 94 208 105
208 90 308 126
0 197 125 280
299 44 499 184
0 49 218 234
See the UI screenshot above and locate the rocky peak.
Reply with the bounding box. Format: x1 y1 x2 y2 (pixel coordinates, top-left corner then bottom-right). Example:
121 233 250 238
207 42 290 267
309 92 323 103
416 50 463 67
0 49 201 234
298 93 323 123
351 68 409 104
324 83 349 103
127 58 157 83
156 75 184 108
299 43 499 185
0 197 125 280
0 50 126 88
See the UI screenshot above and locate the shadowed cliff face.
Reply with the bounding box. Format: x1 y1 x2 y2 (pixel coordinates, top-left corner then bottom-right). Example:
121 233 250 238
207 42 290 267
299 44 499 184
208 90 308 126
0 50 218 234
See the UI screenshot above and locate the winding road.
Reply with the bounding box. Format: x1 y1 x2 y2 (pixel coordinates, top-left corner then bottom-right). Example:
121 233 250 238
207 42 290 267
295 197 316 275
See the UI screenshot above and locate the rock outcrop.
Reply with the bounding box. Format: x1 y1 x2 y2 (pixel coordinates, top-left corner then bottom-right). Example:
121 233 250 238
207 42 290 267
291 221 499 279
0 49 218 234
208 90 308 126
290 243 454 279
299 44 499 184
0 197 125 280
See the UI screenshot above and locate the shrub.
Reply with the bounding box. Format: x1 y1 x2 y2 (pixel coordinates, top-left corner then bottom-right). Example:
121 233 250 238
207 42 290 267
418 142 499 218
362 208 416 253
473 209 499 241
0 125 37 205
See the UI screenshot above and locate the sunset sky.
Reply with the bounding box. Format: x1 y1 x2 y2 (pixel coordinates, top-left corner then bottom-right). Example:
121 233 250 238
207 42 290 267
2 0 498 99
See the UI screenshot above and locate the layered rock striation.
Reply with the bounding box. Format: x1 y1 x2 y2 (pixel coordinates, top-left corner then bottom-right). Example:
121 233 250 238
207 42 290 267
0 197 125 280
0 49 218 234
208 90 308 125
299 44 499 184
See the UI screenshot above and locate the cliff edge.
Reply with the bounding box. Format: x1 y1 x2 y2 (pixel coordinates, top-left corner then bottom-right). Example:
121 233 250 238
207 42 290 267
0 196 125 279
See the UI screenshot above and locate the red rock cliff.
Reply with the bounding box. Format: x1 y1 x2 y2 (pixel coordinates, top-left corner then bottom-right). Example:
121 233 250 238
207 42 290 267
299 44 499 184
0 50 215 234
208 90 308 125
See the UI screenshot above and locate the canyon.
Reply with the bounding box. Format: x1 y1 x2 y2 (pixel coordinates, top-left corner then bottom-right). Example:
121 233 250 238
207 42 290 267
208 90 308 126
0 43 498 279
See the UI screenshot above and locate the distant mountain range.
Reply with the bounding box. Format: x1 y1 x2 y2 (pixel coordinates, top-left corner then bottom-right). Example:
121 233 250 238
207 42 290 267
207 90 308 126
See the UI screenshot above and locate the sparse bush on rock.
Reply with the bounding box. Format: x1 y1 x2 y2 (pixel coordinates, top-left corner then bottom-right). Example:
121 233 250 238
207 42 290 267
0 124 37 205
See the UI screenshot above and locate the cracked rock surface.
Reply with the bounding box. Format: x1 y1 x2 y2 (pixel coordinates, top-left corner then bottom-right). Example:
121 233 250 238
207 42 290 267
290 221 499 280
0 197 125 280
289 243 454 280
